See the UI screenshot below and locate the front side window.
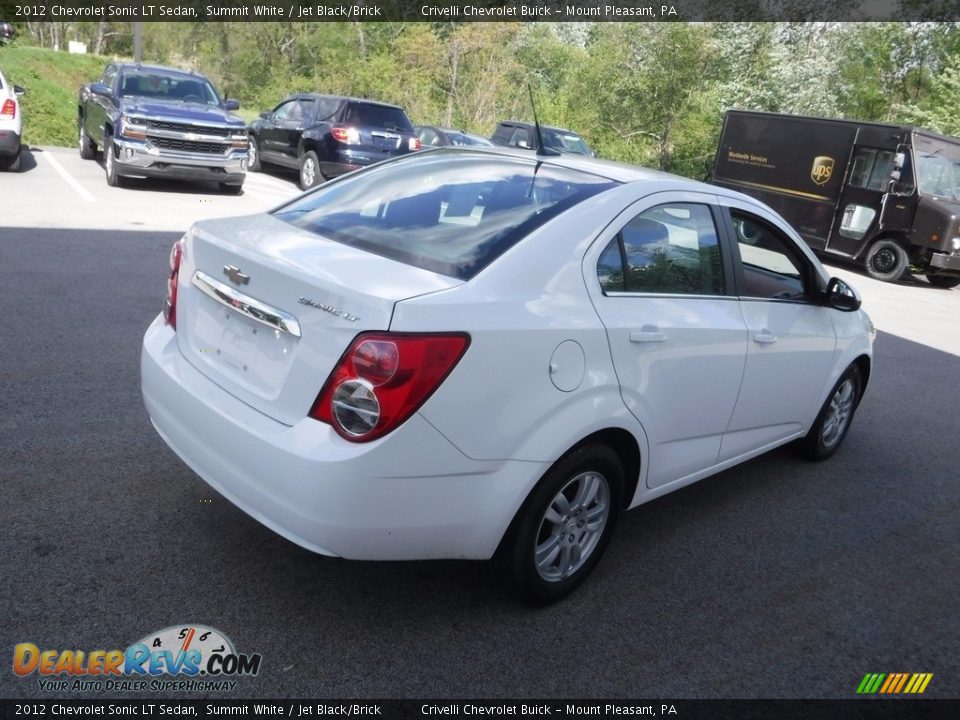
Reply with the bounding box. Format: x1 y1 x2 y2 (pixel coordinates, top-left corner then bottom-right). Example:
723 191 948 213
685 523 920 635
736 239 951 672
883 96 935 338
508 127 531 148
598 203 724 295
275 151 618 280
732 210 808 301
272 100 298 121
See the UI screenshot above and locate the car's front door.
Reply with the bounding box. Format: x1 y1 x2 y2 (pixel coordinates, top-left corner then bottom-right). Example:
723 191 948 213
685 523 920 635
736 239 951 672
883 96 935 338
718 200 838 460
587 192 749 489
260 99 298 164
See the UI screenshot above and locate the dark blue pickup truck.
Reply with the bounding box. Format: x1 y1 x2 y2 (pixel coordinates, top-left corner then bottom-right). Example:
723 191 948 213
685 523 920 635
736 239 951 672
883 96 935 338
78 63 248 193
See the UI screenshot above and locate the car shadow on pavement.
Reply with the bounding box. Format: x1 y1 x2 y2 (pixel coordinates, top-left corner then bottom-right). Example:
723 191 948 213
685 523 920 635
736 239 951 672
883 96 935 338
9 145 39 172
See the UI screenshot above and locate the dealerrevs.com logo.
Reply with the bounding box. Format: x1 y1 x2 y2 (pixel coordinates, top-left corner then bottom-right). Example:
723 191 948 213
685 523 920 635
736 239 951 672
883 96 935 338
13 625 262 692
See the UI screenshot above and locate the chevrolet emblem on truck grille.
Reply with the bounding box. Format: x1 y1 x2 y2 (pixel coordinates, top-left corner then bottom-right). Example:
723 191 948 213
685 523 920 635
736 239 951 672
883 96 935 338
223 265 250 285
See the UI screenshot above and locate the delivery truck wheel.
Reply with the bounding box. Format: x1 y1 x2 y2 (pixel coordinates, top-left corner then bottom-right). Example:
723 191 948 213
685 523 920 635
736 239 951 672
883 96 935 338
864 240 908 282
926 274 960 289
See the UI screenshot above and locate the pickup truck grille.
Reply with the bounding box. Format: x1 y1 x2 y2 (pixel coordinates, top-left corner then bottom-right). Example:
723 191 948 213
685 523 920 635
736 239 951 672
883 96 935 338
150 137 229 155
146 120 235 138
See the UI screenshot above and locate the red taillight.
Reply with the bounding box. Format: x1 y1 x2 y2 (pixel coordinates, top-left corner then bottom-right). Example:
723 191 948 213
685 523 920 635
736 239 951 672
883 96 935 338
408 137 421 151
0 100 15 119
331 126 360 144
163 238 185 329
310 332 470 442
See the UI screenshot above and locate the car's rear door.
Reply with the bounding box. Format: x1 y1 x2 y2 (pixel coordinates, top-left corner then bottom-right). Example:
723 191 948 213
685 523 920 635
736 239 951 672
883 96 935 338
586 191 749 489
716 198 837 460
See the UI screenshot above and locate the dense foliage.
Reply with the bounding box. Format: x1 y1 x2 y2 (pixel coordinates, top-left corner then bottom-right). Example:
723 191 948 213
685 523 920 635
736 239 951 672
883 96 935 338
5 21 960 175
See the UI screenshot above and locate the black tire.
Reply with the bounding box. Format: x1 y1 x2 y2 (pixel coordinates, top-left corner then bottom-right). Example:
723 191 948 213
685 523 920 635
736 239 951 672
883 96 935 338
79 122 96 160
864 239 908 282
926 274 960 289
298 150 322 190
220 182 243 195
7 147 21 172
247 135 261 172
0 153 8 172
800 364 862 461
497 444 623 605
104 135 124 187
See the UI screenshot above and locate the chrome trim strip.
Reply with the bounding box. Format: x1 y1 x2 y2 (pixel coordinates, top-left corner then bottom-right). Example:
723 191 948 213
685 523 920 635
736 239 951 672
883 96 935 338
191 270 302 338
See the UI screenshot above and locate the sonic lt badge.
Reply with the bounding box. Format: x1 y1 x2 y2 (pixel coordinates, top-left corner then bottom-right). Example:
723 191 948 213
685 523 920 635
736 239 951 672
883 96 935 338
811 156 835 185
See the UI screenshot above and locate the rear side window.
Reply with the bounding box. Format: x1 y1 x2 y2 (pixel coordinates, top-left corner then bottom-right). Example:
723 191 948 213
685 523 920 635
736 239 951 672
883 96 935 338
275 151 618 280
344 103 413 132
598 203 725 296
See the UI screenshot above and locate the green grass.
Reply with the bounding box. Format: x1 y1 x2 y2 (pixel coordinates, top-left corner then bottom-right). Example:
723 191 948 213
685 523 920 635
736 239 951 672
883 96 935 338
0 46 112 146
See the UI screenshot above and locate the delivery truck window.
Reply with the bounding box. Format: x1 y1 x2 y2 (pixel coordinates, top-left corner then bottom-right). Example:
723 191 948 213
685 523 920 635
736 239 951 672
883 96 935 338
731 210 808 301
598 203 724 296
848 148 895 192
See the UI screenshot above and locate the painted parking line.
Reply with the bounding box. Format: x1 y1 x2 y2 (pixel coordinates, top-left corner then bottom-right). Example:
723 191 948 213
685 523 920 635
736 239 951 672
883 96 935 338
41 150 97 203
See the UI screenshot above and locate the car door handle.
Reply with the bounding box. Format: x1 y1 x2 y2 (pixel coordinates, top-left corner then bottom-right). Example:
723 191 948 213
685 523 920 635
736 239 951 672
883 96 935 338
753 331 778 344
629 330 667 343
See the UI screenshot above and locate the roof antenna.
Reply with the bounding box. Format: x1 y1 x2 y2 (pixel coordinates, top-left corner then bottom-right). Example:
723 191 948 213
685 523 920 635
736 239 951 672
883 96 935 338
528 84 560 157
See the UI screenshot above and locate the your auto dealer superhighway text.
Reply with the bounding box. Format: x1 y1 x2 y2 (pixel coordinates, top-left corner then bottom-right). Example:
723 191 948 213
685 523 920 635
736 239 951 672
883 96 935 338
422 706 670 716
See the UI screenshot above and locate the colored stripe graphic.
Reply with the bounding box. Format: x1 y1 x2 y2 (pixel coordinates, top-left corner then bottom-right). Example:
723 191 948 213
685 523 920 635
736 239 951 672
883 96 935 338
857 673 932 694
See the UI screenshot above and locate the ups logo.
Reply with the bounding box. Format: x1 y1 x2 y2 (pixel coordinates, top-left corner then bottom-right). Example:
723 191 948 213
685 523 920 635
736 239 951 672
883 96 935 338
811 156 835 186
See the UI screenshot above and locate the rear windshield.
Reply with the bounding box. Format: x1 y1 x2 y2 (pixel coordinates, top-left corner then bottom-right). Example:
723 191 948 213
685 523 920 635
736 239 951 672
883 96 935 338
344 103 413 132
274 151 618 280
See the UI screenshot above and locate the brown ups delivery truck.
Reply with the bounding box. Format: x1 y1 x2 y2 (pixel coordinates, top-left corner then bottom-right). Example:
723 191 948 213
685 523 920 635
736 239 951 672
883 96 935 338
710 110 960 288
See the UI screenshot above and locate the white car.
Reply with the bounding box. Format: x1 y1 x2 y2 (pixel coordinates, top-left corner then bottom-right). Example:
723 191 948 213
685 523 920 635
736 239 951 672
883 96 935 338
141 147 874 603
0 66 24 171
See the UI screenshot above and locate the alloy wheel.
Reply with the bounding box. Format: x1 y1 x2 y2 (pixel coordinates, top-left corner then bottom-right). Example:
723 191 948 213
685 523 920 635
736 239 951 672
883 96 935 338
821 378 855 448
534 471 610 582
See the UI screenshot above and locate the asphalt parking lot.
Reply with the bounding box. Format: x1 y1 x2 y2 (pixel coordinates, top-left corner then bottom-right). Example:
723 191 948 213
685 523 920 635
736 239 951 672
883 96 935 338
1 146 959 699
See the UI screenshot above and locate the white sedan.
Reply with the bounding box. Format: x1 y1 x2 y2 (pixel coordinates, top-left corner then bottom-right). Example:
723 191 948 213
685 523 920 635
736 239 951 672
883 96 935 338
141 147 874 603
0 66 24 171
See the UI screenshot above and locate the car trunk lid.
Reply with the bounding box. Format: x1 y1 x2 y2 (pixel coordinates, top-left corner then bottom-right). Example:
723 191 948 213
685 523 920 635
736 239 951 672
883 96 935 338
175 213 461 426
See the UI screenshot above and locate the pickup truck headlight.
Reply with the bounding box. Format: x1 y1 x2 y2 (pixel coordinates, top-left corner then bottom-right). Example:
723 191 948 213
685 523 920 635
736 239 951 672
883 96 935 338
120 114 147 140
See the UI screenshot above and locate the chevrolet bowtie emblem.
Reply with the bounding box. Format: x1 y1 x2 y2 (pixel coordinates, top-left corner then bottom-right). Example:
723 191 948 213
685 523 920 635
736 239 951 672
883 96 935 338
223 265 250 285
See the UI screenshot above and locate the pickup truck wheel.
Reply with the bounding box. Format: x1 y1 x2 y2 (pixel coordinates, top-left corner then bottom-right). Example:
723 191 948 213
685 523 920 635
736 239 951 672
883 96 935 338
104 136 124 187
926 274 960 289
298 150 322 190
220 182 243 195
864 240 908 282
79 124 96 160
247 136 261 172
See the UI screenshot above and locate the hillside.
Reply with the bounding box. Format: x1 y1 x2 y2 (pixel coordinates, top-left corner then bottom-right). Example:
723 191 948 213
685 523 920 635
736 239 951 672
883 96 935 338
0 46 112 146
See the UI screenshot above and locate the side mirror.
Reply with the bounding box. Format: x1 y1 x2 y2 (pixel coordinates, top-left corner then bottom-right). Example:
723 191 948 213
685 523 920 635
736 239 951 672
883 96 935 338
516 139 530 149
224 99 240 111
90 82 111 98
259 111 271 120
824 277 862 312
13 85 26 96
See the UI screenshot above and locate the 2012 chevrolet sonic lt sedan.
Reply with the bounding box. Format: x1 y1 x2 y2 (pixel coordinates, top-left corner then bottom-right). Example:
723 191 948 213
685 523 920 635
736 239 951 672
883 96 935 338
141 147 874 603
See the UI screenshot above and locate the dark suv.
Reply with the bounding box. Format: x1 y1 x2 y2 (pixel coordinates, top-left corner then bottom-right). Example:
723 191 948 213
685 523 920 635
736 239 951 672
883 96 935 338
248 94 420 189
490 121 593 156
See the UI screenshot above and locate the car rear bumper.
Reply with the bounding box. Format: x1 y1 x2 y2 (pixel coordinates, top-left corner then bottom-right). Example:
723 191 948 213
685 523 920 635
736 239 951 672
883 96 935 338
113 137 246 184
141 316 539 560
0 129 21 156
321 148 413 178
